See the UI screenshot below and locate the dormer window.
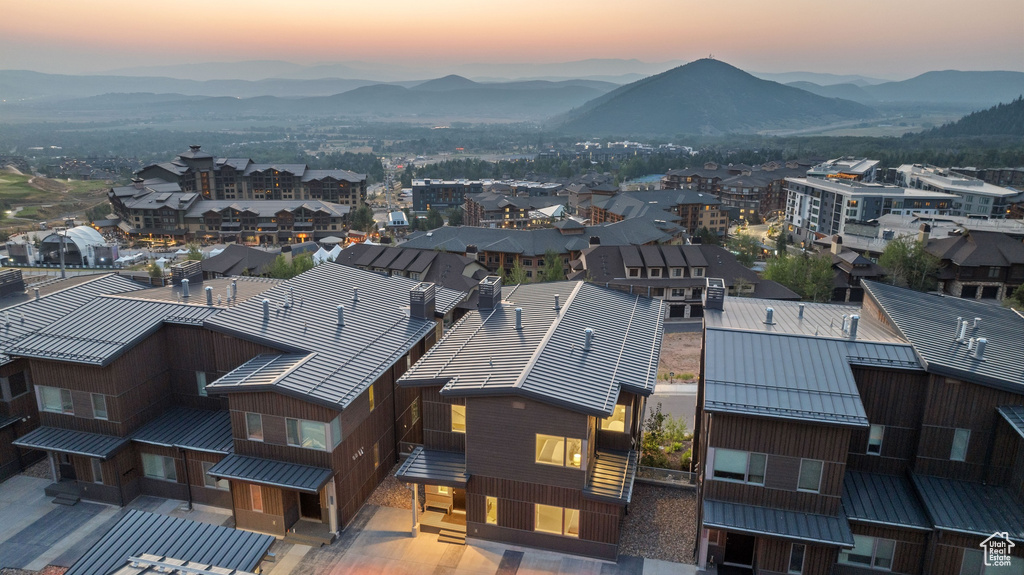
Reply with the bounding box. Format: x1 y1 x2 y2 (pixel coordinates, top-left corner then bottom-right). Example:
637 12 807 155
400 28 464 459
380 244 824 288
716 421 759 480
628 268 640 277
650 268 662 277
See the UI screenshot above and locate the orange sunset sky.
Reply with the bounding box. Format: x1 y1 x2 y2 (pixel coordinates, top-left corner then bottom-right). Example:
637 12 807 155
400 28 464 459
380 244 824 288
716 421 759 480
2 0 1022 78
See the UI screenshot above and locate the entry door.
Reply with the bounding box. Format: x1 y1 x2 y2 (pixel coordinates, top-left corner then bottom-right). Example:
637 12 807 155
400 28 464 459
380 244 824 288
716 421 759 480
58 453 76 481
453 488 466 512
299 491 321 520
723 532 756 567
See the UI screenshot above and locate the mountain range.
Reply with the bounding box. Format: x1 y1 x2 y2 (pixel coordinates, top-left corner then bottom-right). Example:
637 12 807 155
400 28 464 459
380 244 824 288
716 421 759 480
787 71 1024 107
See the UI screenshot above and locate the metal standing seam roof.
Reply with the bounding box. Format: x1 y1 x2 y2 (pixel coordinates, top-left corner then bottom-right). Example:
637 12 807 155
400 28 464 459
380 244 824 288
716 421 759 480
14 426 129 459
862 280 1024 393
64 509 274 575
998 405 1024 439
207 454 332 494
911 474 1024 542
203 264 467 411
394 446 469 487
131 408 234 454
3 296 222 366
841 471 931 530
0 414 22 431
703 499 855 547
583 450 638 505
110 553 259 575
400 281 663 417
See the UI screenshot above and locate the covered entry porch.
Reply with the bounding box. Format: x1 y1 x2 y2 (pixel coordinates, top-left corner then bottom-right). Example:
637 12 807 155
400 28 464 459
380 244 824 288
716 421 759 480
208 453 336 545
395 447 469 544
13 425 130 506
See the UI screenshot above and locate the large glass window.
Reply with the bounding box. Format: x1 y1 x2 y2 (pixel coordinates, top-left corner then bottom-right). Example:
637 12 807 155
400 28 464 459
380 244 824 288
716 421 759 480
286 418 328 451
91 459 104 485
7 372 28 398
712 448 765 485
250 484 263 512
868 424 884 455
534 504 579 537
39 386 73 414
330 416 343 448
798 459 823 492
536 434 583 469
486 496 498 525
951 428 970 461
451 405 466 433
600 404 628 432
839 535 895 569
141 453 177 482
91 394 108 420
245 413 263 441
196 372 208 397
202 461 229 490
789 543 805 574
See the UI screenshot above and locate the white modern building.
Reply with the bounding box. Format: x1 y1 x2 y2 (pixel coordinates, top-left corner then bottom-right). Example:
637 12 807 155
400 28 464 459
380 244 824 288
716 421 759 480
807 157 880 182
895 164 1023 219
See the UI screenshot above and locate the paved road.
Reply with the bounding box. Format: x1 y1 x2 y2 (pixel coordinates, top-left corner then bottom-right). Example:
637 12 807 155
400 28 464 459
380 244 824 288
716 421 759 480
647 384 697 433
664 321 702 333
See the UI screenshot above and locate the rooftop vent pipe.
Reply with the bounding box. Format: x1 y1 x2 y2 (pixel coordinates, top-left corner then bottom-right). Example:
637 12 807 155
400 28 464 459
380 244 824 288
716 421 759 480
583 328 594 351
262 299 270 323
972 338 987 360
205 286 213 306
231 279 237 301
798 303 804 319
764 307 775 325
337 304 345 327
181 278 190 298
954 317 963 340
849 315 859 340
973 317 982 329
515 307 523 330
353 288 359 303
957 320 968 343
554 294 561 310
33 288 39 300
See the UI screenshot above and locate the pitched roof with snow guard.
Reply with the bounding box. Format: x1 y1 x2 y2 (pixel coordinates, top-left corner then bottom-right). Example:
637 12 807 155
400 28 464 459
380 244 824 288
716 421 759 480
399 281 663 417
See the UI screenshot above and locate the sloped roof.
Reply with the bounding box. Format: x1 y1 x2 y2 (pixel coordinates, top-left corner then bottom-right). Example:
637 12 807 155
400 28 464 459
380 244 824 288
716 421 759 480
842 471 931 530
863 280 1024 393
998 405 1024 439
204 264 466 410
132 408 233 454
925 230 1024 267
704 296 905 343
703 499 854 547
912 474 1024 542
400 281 663 417
14 426 129 459
395 446 468 488
208 454 331 494
201 244 278 276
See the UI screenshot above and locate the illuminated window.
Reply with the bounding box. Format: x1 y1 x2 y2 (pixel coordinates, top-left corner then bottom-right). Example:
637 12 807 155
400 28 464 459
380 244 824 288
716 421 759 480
451 405 466 433
368 384 376 411
535 434 583 468
486 496 498 525
600 405 628 432
534 504 579 537
286 418 328 451
250 484 263 512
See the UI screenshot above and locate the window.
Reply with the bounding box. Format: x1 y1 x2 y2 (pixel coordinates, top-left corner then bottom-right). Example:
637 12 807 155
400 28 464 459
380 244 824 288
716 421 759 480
91 459 104 484
534 504 579 537
961 548 1024 575
868 424 884 455
250 484 263 512
245 413 263 441
951 428 970 461
202 461 229 490
196 372 208 397
693 268 704 277
789 543 805 574
141 453 177 482
451 405 466 433
600 404 628 432
286 418 328 451
712 449 765 485
331 416 343 448
798 459 823 492
839 535 895 569
628 268 640 277
535 434 583 469
486 496 498 525
671 268 682 277
649 268 661 277
410 398 420 424
373 442 380 469
988 266 1001 278
39 386 73 414
437 485 449 495
91 394 108 420
368 384 375 411
7 372 28 398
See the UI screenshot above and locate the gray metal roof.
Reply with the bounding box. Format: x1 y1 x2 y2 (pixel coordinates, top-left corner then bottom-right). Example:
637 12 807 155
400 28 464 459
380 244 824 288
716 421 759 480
3 296 221 366
110 554 259 575
401 281 663 417
911 474 1024 542
207 454 331 494
0 274 144 365
703 329 917 427
203 264 467 410
841 471 931 530
65 509 273 575
704 296 905 344
132 408 233 454
703 499 854 547
0 414 21 431
998 405 1024 439
863 280 1024 393
14 425 129 459
394 446 469 488
583 449 637 505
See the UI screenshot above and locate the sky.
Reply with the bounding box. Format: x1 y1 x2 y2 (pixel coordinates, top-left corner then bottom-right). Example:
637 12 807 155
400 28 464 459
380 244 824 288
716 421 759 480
2 0 1022 80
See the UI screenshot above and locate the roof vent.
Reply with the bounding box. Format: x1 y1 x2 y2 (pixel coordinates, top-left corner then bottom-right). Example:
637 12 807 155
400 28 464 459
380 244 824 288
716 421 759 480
262 298 270 323
337 304 345 327
205 286 213 306
954 317 963 340
764 307 775 325
798 303 805 319
353 287 359 303
848 315 859 340
478 275 503 309
554 294 561 310
971 338 987 360
957 319 968 343
181 278 190 298
973 317 981 329
33 287 39 300
515 307 523 330
583 328 594 351
410 282 436 320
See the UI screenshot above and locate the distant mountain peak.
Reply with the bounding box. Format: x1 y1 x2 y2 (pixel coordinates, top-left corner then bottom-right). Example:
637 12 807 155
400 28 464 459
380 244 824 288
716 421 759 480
412 74 479 91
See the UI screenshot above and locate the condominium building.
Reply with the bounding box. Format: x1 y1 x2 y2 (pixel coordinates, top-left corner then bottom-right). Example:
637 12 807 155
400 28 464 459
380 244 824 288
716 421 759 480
896 164 1023 219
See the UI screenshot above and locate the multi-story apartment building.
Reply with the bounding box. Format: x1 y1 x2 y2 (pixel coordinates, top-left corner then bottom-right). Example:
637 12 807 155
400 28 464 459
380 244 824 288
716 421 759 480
896 164 1023 219
462 192 566 229
951 166 1024 190
784 177 957 247
662 161 811 221
694 280 1024 574
395 277 663 559
411 179 483 213
807 157 880 182
590 190 727 236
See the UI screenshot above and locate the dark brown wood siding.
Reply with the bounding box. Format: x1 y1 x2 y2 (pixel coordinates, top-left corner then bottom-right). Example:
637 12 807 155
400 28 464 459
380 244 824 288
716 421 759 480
847 367 928 476
756 538 836 575
421 386 465 452
929 532 1024 575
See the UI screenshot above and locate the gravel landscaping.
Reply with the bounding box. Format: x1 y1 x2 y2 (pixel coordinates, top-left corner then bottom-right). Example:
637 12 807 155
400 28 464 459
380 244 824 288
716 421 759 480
20 459 50 480
365 463 424 510
619 484 697 564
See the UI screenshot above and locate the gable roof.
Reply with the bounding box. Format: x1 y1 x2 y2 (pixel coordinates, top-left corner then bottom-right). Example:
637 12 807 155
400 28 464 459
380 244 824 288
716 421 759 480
400 281 663 417
912 474 1024 542
925 230 1024 267
201 244 278 276
205 264 466 410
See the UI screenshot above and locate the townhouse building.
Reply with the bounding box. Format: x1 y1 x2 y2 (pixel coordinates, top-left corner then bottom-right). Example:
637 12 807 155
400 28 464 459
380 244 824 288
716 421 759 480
662 161 810 220
896 164 1023 219
923 229 1024 302
694 280 1024 574
590 190 727 236
395 277 663 559
462 192 566 229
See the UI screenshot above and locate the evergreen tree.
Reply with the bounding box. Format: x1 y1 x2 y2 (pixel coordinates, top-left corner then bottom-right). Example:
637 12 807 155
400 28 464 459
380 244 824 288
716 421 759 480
541 249 564 282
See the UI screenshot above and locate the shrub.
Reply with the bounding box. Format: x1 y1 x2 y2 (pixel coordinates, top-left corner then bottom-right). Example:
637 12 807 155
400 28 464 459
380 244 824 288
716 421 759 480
680 449 693 471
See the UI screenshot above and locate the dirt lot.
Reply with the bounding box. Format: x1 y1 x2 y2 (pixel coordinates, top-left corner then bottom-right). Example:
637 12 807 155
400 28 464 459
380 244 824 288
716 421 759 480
658 332 702 382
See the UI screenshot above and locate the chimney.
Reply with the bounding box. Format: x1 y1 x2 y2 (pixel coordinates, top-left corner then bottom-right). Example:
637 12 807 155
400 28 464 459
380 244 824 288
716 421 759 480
583 328 594 351
262 298 270 323
972 338 987 360
764 307 775 325
849 315 859 340
410 282 436 320
205 286 213 306
337 304 345 327
478 275 503 309
831 235 843 255
466 244 478 255
132 177 144 190
918 223 931 243
798 303 805 319
589 236 601 248
703 278 725 311
515 307 523 330
189 145 201 153
181 278 190 298
33 287 39 300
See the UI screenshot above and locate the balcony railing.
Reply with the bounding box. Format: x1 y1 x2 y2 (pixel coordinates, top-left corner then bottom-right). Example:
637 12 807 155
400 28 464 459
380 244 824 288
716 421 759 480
636 465 697 489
